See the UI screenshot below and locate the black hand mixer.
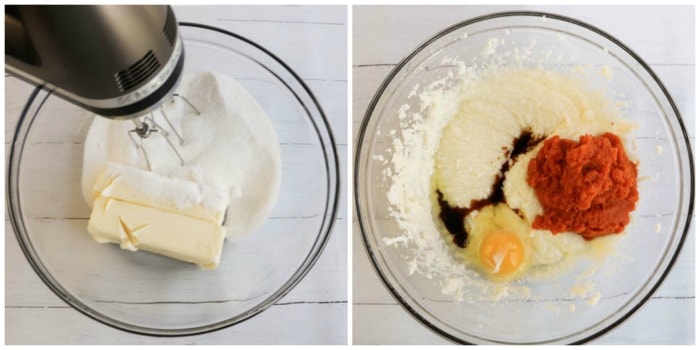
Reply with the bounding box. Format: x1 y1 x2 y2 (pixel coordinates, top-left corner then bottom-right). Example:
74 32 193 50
5 5 199 169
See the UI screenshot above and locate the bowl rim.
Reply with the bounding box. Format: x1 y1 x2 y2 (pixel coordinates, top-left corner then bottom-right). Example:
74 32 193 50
354 10 694 344
7 22 341 337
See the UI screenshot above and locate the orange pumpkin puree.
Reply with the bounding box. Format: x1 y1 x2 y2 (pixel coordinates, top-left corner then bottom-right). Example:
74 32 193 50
526 133 638 240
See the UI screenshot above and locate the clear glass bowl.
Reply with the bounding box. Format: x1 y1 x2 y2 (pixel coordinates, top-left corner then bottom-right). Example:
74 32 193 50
354 12 693 344
7 23 339 336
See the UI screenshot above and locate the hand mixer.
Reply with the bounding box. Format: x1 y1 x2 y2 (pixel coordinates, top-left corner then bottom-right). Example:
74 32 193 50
5 5 198 169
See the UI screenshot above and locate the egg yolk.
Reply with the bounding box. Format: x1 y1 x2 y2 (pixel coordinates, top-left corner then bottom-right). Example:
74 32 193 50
479 230 524 276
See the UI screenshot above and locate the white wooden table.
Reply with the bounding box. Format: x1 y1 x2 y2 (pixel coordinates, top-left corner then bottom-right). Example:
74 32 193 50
352 5 694 345
5 5 347 345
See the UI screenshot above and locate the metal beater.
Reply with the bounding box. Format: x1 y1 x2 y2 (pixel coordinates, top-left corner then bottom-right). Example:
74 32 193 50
128 94 200 170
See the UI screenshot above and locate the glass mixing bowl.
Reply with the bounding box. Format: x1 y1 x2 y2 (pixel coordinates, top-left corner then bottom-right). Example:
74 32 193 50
354 12 693 344
7 23 339 336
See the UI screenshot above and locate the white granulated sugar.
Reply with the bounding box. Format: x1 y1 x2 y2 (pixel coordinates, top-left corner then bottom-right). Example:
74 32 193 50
83 71 281 240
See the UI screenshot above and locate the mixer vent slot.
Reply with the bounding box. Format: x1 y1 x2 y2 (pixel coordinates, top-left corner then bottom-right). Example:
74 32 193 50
163 7 176 46
114 50 161 92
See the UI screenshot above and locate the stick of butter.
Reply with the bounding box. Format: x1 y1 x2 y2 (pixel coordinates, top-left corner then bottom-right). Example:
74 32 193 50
87 162 230 269
94 162 229 224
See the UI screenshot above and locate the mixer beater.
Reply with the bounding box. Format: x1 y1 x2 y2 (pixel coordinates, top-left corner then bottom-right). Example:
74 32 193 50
128 93 200 171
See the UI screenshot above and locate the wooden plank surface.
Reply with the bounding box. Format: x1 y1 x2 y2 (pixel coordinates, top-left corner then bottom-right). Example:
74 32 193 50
352 5 694 345
5 5 348 345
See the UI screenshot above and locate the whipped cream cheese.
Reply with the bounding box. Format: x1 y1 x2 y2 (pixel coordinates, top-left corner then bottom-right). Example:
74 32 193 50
88 196 225 269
